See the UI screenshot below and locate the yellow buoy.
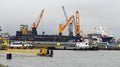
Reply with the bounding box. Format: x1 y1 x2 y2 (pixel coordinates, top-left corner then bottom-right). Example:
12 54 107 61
3 40 8 46
118 44 120 47
56 42 61 46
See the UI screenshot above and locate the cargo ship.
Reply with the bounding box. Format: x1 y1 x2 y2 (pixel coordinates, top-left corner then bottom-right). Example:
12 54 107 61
9 10 83 43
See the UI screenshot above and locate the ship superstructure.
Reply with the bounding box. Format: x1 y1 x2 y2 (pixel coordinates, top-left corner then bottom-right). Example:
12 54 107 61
88 26 113 42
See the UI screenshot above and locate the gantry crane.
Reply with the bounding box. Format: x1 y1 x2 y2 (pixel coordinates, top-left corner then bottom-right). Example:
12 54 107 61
59 15 74 35
32 9 44 36
62 6 74 36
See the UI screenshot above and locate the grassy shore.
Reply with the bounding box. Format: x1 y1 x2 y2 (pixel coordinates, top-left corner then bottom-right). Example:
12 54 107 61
0 64 8 67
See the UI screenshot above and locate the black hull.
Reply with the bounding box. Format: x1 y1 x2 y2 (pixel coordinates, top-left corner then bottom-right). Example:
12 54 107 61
101 37 113 42
10 35 82 42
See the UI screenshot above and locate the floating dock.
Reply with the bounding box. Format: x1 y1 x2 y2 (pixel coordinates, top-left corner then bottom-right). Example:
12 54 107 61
47 45 98 50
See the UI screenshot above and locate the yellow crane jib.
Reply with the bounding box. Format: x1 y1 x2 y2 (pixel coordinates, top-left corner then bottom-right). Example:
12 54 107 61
59 15 74 35
32 10 44 28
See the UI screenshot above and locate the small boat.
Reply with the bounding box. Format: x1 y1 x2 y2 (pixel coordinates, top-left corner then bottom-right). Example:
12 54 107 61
37 48 53 57
9 41 32 47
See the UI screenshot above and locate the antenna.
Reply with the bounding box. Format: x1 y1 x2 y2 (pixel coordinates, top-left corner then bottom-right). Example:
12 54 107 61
0 26 2 31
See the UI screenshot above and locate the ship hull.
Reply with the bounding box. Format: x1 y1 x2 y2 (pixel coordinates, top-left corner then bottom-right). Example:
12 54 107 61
10 35 82 42
101 37 113 42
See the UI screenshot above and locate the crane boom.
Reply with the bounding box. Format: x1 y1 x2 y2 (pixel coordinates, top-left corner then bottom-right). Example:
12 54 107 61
62 6 68 21
62 6 74 36
32 10 44 28
76 11 80 35
59 15 74 35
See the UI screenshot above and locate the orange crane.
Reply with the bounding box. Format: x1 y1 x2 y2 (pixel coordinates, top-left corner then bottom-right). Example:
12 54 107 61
59 15 74 35
32 9 44 35
62 6 74 36
76 11 80 35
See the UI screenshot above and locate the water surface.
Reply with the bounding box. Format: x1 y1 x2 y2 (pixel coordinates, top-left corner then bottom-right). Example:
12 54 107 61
0 50 120 67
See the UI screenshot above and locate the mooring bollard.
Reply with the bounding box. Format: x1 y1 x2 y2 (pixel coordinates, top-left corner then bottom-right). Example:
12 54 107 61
6 53 12 60
51 50 53 55
49 50 53 57
47 49 49 54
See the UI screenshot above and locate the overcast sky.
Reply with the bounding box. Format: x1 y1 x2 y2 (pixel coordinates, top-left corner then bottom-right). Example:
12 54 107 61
0 0 120 38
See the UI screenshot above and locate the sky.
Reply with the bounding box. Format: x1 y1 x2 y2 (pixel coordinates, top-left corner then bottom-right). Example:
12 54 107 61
0 0 120 38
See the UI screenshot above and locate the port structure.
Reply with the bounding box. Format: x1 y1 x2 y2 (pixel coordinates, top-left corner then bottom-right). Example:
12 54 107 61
62 6 74 36
0 47 53 56
59 11 81 36
62 6 73 36
0 49 40 54
59 15 74 35
32 9 44 36
76 11 80 35
17 9 44 36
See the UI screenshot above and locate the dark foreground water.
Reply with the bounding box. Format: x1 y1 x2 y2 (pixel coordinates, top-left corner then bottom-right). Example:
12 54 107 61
0 50 120 67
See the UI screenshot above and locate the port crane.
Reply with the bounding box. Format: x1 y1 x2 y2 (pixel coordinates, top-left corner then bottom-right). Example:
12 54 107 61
62 6 74 36
59 15 74 35
62 6 68 21
76 11 80 35
59 11 81 36
32 9 44 36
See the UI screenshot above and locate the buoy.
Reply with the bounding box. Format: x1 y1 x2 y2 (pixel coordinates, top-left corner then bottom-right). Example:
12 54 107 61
6 53 12 59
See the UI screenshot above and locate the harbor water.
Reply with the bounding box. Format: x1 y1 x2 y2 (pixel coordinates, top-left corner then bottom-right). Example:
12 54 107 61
0 50 120 67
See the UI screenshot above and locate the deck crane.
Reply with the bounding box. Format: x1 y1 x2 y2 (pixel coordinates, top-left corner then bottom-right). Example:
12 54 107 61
62 6 68 21
76 11 80 35
32 9 44 36
62 6 74 36
59 15 74 35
